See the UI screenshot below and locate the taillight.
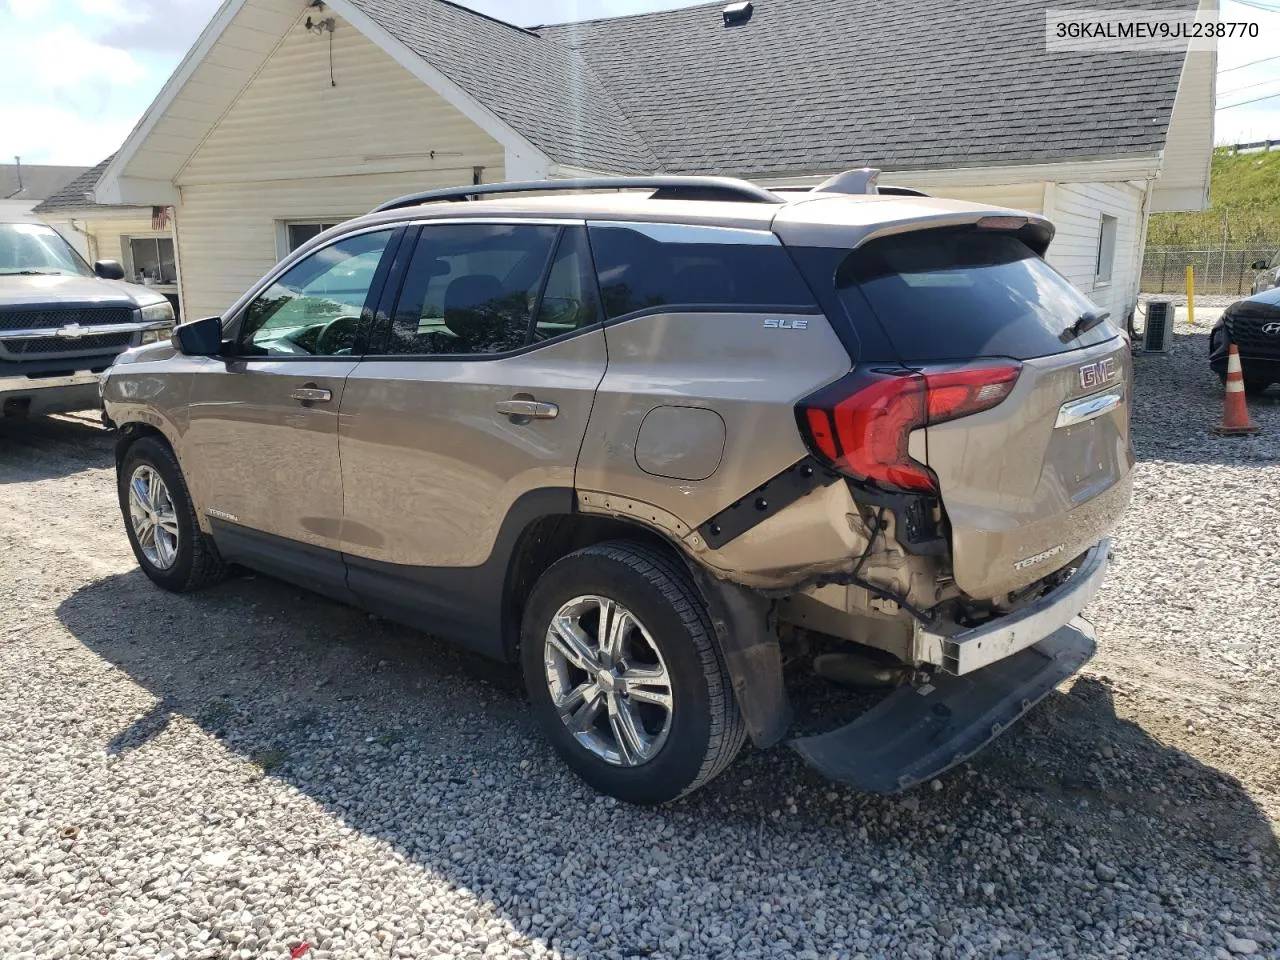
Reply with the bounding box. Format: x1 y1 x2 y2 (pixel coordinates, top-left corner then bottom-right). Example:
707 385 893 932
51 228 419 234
797 363 1021 493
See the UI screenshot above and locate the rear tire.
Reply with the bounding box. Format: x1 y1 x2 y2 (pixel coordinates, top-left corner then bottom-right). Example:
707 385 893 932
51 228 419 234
118 436 228 593
521 541 746 804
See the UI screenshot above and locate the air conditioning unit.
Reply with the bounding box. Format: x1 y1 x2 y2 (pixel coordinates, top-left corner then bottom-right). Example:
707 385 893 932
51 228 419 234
1143 299 1175 353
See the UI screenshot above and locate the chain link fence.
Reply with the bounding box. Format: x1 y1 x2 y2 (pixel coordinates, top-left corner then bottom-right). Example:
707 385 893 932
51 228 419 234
1141 245 1277 297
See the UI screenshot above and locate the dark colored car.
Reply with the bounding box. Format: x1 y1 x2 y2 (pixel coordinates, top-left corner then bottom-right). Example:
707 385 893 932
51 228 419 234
1211 287 1280 393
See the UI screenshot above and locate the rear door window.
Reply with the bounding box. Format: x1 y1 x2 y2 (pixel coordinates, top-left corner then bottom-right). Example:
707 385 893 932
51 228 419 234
587 222 816 319
835 228 1115 362
385 223 559 356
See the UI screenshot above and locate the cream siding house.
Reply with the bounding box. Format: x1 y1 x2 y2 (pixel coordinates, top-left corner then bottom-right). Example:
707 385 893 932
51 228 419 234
94 0 1214 325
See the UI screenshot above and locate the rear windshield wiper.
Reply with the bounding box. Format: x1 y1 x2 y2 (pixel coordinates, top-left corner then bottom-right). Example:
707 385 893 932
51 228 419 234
1060 307 1111 344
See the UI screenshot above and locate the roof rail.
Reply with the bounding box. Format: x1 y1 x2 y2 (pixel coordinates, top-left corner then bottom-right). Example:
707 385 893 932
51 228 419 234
371 176 782 213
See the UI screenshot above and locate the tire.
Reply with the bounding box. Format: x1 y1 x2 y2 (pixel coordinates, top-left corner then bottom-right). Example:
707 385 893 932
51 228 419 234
118 435 228 592
521 541 747 804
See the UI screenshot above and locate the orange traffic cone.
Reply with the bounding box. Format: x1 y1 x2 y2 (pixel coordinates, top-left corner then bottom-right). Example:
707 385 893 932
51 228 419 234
1214 343 1260 436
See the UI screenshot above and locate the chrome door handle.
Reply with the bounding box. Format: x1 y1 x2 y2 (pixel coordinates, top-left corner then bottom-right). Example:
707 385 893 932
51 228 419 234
291 387 333 403
495 399 559 420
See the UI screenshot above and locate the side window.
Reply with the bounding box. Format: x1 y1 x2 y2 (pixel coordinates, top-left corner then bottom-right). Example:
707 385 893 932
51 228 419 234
533 227 600 341
1094 214 1118 285
240 229 393 357
386 223 559 356
587 222 817 320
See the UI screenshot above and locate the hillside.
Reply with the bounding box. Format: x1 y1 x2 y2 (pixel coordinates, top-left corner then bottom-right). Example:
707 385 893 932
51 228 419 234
1146 148 1280 246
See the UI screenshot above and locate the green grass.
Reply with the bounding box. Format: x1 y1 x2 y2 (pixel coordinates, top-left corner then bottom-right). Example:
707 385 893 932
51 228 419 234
1147 148 1280 246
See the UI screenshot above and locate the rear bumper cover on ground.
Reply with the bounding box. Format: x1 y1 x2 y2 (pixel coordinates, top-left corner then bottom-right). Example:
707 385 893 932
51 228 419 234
790 539 1111 793
791 619 1096 793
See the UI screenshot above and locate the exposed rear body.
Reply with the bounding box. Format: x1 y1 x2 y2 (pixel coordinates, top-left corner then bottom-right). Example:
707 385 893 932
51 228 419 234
103 173 1132 802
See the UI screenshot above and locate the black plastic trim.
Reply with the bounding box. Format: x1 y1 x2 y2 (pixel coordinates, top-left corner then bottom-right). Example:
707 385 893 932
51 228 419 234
208 519 359 605
206 489 576 662
344 488 574 661
697 456 842 550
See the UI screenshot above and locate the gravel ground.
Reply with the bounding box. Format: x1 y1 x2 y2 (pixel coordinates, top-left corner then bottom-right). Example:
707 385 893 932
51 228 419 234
1 324 1278 960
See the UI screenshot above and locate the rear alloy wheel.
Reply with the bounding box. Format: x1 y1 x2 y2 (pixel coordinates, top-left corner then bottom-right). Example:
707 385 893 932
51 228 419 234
522 542 746 804
543 594 674 767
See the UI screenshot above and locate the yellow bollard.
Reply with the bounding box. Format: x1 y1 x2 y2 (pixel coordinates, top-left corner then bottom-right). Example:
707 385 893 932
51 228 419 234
1186 265 1195 326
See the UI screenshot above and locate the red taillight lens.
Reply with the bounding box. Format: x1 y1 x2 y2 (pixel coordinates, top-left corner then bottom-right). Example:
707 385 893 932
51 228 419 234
923 365 1021 424
797 363 1020 493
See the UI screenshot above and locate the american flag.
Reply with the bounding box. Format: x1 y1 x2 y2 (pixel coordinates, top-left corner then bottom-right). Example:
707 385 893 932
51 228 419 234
151 206 170 231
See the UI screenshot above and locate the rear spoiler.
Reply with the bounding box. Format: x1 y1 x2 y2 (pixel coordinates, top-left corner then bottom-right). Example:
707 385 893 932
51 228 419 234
773 204 1056 258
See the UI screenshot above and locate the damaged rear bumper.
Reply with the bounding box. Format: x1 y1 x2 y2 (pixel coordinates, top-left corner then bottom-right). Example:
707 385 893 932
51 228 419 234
791 618 1096 793
915 537 1111 676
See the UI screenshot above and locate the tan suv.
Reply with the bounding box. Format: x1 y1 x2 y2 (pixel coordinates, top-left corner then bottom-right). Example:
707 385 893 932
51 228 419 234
102 173 1132 804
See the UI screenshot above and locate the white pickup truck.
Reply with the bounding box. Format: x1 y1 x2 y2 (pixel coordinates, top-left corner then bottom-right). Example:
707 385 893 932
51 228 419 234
0 220 175 418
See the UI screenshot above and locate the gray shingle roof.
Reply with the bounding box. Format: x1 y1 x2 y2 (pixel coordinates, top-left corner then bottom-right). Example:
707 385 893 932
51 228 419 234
537 0 1196 176
32 157 116 214
347 0 658 173
2 163 92 205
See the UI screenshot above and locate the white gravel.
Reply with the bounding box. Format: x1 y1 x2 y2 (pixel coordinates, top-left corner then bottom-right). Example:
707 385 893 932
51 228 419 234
1 322 1278 960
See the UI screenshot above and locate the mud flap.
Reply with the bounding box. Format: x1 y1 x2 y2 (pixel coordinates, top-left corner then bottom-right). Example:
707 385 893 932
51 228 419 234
690 568 793 749
790 618 1096 794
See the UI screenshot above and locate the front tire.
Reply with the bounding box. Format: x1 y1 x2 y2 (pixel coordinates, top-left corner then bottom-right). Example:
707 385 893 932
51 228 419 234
521 541 746 804
118 436 228 592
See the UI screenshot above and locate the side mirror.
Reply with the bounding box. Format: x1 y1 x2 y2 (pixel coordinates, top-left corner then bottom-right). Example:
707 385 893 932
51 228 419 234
94 260 125 280
1251 259 1270 271
172 315 225 357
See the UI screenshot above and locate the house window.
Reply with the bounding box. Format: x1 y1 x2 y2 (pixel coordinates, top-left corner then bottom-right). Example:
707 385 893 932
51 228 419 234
126 236 177 285
283 221 342 256
1095 214 1118 285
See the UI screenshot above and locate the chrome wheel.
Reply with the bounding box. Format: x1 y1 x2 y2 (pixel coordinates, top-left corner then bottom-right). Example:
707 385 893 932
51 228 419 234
128 465 180 571
543 595 674 767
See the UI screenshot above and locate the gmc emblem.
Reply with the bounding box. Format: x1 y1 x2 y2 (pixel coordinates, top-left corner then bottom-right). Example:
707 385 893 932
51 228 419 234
1078 357 1118 390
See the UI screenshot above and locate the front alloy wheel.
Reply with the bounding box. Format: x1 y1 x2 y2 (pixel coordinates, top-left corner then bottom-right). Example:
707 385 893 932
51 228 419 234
544 595 674 767
117 435 227 593
128 465 181 570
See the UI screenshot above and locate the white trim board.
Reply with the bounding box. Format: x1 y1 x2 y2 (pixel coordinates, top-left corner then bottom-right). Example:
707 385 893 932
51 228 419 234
96 0 551 205
96 0 248 205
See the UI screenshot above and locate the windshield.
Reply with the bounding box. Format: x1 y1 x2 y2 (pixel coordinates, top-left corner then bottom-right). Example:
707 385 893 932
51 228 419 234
0 222 94 277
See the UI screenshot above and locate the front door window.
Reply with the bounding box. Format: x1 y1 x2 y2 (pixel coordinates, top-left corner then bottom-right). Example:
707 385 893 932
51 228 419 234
239 229 393 357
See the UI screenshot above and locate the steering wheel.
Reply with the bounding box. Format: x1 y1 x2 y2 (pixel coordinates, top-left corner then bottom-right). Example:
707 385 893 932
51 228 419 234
314 315 362 355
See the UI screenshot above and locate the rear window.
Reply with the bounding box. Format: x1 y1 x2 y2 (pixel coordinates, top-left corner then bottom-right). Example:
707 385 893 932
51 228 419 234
835 229 1115 362
588 223 816 319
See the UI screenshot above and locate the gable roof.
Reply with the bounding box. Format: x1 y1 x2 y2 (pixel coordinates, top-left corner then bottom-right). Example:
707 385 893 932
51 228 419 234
33 157 117 214
99 0 1201 203
1 163 91 203
348 0 657 173
536 0 1197 176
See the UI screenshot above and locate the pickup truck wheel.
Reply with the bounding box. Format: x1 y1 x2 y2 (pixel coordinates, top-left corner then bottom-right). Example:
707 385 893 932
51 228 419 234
118 436 227 592
521 541 746 804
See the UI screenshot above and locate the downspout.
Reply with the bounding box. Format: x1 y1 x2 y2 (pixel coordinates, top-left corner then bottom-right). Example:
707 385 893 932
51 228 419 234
1131 175 1156 340
170 199 187 322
